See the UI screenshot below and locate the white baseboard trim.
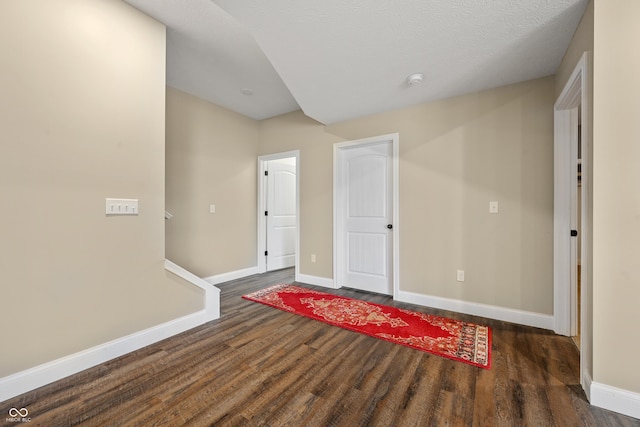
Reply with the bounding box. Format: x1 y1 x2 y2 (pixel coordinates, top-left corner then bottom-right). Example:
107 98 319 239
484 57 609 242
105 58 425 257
591 382 640 419
583 370 593 402
0 310 210 403
204 266 259 285
395 290 555 330
295 273 335 289
165 259 220 320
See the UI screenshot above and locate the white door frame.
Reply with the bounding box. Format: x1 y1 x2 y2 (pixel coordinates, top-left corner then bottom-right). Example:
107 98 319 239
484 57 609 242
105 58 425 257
333 133 400 297
257 150 300 275
554 52 590 394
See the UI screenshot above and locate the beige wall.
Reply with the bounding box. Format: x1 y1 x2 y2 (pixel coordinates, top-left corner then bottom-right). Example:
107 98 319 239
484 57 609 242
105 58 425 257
259 112 344 277
593 0 640 394
165 88 259 277
260 77 556 314
556 0 594 96
0 0 203 377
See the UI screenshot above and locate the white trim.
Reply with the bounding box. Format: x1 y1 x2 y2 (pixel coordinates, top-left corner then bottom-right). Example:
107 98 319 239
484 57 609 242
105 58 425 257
591 382 640 419
257 150 300 274
333 133 400 297
165 259 220 320
396 290 554 330
578 53 592 397
554 51 591 396
583 370 593 402
203 266 259 285
296 273 335 289
554 51 589 336
0 310 209 403
0 260 219 402
391 137 400 298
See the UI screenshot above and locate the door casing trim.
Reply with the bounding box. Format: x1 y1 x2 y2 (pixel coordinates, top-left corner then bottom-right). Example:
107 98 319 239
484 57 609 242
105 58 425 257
554 51 590 397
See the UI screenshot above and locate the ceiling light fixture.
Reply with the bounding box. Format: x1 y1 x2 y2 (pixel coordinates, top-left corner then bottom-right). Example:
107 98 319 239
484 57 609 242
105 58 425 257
406 73 424 86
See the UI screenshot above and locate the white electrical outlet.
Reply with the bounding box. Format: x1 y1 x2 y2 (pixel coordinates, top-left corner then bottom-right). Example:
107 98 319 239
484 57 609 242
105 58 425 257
489 201 499 214
311 254 317 263
456 270 465 282
209 204 216 214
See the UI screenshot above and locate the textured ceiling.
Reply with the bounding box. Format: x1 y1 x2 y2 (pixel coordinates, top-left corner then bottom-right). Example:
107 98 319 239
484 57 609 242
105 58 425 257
125 0 588 124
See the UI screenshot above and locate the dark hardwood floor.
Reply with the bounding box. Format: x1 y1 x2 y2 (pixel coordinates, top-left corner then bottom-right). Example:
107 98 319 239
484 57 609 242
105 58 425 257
2 268 638 426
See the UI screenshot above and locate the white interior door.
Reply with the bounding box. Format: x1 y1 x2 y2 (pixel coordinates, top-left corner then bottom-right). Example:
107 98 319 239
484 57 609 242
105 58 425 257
266 158 296 271
336 140 393 295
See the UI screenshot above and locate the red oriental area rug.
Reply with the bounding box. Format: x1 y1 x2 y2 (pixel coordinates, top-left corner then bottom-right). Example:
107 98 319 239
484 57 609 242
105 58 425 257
243 284 491 369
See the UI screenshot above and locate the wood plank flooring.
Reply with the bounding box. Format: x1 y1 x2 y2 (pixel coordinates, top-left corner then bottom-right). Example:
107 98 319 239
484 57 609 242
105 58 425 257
2 268 639 426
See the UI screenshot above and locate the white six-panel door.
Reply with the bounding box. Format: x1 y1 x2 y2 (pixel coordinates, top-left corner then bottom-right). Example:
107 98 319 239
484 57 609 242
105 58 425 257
336 140 394 295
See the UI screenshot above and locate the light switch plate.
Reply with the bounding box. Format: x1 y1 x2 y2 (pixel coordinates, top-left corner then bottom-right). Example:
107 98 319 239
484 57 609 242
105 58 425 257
489 201 499 214
106 198 138 215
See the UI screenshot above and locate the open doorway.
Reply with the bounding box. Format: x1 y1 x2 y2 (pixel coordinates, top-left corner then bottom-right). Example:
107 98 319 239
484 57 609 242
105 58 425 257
257 151 300 273
572 111 583 349
554 51 590 394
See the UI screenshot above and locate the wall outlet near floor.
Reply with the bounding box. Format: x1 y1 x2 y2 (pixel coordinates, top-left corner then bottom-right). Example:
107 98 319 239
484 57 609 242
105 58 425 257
311 254 317 263
456 270 465 282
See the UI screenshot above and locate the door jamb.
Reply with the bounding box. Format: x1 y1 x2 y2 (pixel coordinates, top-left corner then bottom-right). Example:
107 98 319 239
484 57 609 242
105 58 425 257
257 150 300 275
554 51 590 395
333 133 400 297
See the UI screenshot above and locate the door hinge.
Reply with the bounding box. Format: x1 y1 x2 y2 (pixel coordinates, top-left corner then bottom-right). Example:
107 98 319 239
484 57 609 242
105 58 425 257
571 230 578 237
264 170 268 176
265 211 268 216
265 251 268 256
